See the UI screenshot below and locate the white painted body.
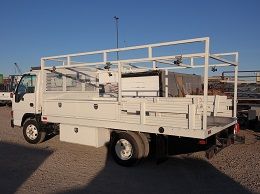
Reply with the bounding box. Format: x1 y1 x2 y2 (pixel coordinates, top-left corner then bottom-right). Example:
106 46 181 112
0 92 11 102
12 37 239 148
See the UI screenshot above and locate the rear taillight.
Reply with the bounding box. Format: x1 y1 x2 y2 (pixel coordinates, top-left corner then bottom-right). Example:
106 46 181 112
10 92 13 98
198 139 207 145
42 116 48 124
11 110 13 118
234 123 240 134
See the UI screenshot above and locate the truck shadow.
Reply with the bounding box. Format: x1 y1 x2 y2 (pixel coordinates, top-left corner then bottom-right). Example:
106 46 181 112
58 147 251 194
0 141 53 194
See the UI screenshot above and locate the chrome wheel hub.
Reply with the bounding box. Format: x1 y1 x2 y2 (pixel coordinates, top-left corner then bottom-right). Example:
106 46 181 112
26 124 38 140
115 139 133 160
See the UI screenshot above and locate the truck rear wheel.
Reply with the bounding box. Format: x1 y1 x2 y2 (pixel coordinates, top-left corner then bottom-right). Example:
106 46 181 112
139 132 150 158
23 119 46 144
111 131 144 167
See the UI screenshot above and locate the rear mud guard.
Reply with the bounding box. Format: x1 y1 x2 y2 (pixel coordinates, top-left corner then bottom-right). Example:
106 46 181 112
156 134 168 164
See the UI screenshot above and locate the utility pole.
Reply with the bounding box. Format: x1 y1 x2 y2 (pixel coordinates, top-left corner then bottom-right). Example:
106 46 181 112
114 16 119 60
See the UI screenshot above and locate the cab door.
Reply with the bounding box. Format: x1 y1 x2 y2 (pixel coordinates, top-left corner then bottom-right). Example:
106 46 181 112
13 74 37 126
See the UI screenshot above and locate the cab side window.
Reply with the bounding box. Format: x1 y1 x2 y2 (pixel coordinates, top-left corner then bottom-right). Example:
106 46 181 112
17 75 36 95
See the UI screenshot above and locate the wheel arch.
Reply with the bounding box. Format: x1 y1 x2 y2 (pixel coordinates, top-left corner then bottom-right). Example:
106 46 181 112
21 113 41 127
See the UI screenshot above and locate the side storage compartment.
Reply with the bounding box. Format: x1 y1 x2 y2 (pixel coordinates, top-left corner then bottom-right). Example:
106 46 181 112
60 124 110 147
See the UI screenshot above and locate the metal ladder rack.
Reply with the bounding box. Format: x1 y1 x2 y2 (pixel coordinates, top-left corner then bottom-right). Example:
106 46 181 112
40 37 238 131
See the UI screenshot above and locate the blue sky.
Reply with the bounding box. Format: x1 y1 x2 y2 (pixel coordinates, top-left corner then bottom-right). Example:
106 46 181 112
0 0 259 76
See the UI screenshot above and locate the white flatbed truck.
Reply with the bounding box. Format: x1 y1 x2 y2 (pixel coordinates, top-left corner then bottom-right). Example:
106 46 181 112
0 92 12 105
0 75 21 106
11 37 242 166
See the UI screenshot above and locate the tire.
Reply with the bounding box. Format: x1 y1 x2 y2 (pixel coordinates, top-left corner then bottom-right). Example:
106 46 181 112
110 131 144 167
23 118 46 144
139 132 150 158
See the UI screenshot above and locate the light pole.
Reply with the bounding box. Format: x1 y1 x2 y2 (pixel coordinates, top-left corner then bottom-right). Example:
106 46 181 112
114 16 119 60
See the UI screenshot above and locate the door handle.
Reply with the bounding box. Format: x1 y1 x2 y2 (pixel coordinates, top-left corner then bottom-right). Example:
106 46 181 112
30 103 34 107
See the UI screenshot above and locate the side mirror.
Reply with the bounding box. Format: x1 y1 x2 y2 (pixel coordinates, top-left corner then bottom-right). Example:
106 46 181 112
14 92 25 103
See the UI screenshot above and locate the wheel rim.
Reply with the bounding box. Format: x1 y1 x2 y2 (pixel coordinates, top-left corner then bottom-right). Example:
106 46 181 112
26 124 38 140
115 139 133 160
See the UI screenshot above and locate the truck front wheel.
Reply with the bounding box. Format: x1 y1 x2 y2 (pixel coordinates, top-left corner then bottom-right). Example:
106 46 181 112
23 119 46 144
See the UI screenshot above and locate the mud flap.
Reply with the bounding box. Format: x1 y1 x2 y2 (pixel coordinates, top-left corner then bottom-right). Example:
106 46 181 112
156 135 168 164
205 134 245 159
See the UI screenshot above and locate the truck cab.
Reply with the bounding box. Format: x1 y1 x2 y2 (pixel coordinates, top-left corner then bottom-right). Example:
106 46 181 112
12 73 37 126
11 71 48 144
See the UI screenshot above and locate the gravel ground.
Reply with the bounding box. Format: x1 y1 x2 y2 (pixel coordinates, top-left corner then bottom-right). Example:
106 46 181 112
0 106 259 194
